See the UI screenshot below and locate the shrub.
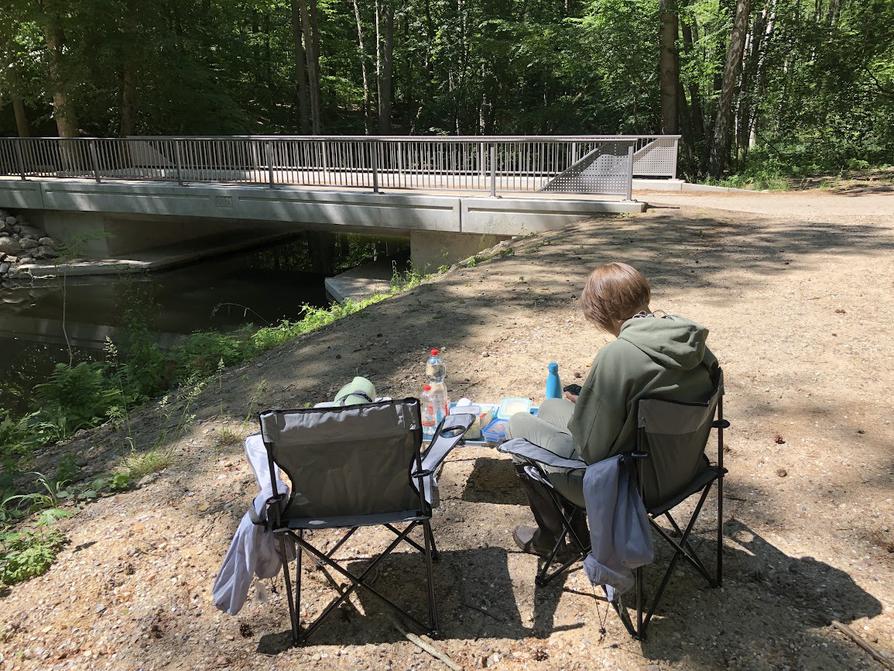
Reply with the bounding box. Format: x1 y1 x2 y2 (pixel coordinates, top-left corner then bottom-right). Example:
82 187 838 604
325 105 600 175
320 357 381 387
0 528 67 586
119 448 175 482
171 330 256 380
33 362 121 438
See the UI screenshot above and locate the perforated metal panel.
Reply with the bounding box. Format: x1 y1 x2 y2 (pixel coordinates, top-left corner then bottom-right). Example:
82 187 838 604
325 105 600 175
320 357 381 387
540 142 632 196
632 137 678 178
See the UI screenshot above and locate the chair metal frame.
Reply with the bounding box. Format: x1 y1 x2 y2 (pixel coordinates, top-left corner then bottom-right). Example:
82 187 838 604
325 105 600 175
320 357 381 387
505 376 729 640
258 400 471 645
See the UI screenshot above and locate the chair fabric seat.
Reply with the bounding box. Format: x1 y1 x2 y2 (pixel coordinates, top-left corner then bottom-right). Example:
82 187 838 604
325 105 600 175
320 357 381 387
282 510 428 530
647 465 725 516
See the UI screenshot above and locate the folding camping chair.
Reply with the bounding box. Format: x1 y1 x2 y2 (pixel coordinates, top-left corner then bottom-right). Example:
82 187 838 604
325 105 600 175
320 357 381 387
257 399 473 645
500 370 729 639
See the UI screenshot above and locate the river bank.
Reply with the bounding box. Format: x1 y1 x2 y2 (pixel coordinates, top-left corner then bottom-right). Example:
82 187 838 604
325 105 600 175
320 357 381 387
2 191 893 670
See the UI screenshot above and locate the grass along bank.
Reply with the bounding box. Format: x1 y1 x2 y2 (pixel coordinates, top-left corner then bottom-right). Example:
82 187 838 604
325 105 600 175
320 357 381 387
0 264 428 587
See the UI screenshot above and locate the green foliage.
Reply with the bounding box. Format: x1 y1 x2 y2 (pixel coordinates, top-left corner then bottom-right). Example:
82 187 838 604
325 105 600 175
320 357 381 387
33 362 121 438
251 294 394 351
0 528 66 587
171 330 255 380
212 427 242 448
119 449 174 482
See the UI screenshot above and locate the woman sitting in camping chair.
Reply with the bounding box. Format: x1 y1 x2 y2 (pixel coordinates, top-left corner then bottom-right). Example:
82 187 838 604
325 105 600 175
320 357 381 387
509 262 719 560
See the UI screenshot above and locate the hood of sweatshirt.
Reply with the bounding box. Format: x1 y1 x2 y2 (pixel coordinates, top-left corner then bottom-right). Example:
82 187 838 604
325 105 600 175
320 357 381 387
617 314 709 370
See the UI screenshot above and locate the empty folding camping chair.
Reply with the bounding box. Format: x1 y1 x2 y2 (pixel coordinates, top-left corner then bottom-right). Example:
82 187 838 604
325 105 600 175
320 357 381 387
256 399 473 645
500 370 729 639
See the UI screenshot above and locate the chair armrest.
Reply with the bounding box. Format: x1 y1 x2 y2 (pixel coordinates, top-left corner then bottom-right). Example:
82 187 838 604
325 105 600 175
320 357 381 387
498 438 588 470
420 413 475 473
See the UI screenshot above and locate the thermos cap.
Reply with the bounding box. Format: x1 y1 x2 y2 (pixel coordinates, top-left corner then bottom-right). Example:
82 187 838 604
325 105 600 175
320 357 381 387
548 362 559 372
430 348 440 356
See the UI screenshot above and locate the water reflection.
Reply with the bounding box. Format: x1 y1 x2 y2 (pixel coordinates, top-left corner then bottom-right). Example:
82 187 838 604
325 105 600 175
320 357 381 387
0 239 330 413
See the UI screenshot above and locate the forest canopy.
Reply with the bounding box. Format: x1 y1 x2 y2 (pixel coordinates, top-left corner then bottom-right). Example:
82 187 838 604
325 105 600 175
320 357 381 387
0 0 892 178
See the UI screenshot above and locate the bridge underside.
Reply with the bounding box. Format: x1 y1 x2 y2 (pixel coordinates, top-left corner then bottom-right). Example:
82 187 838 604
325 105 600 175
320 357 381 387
0 178 643 272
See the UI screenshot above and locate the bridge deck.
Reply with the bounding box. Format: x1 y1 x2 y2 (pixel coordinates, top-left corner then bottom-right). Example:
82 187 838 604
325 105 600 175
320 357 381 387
0 173 628 200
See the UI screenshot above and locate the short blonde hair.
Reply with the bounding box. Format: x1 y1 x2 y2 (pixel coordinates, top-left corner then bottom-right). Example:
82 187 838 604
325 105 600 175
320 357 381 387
581 262 651 332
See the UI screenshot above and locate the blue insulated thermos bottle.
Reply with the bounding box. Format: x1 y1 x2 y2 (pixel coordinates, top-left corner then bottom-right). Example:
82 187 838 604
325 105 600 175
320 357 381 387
546 362 562 400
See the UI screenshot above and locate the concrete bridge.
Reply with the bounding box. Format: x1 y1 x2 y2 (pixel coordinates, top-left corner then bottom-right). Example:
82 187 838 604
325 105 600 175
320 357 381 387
0 135 679 271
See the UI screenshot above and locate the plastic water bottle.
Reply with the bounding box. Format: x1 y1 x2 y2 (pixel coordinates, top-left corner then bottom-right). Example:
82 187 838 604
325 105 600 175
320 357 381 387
546 361 562 400
421 384 437 437
425 348 449 426
425 348 446 384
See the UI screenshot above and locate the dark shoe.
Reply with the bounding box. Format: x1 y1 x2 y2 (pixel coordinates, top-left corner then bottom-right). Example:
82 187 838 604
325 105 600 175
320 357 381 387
513 525 580 564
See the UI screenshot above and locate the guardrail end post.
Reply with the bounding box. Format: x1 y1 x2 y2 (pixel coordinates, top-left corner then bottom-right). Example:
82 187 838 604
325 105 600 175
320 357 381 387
672 137 679 180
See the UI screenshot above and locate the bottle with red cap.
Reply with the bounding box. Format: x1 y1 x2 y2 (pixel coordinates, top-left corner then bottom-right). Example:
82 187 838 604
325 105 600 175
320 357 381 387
421 384 437 436
425 348 446 384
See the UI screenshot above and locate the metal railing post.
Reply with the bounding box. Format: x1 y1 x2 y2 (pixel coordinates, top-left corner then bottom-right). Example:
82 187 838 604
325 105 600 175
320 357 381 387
626 143 634 201
672 137 679 180
89 139 101 183
489 143 497 197
14 139 27 180
174 140 184 185
174 140 183 186
266 140 275 187
372 139 380 193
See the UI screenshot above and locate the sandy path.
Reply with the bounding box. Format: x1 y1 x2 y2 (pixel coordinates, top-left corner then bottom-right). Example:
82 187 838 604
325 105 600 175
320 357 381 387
1 191 893 670
639 189 894 221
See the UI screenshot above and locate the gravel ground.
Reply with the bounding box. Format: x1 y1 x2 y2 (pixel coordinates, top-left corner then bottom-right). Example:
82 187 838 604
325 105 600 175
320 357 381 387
1 189 893 670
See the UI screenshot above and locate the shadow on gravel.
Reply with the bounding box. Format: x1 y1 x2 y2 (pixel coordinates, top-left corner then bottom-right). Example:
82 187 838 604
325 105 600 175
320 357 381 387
30 207 894 484
461 456 529 506
256 546 581 650
633 519 884 669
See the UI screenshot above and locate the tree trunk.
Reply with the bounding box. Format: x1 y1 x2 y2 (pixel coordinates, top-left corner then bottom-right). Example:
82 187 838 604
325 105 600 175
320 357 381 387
12 95 31 137
680 20 706 171
659 0 679 134
119 61 138 136
290 0 310 132
375 0 394 133
709 0 751 177
749 0 776 148
43 18 78 137
352 0 373 134
297 0 321 134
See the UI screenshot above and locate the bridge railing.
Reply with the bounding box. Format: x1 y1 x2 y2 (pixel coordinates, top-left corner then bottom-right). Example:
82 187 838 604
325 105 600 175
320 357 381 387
0 135 679 197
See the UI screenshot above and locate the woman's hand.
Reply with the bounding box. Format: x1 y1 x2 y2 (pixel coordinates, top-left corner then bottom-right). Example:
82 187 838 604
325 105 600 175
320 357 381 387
564 391 579 403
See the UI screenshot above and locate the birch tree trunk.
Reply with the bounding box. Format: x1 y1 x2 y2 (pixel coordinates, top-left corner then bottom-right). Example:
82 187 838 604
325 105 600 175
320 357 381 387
709 0 751 177
352 0 373 134
375 0 394 133
290 0 310 132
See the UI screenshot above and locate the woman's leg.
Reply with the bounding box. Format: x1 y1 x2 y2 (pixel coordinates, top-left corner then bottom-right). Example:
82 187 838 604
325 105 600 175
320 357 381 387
508 405 581 554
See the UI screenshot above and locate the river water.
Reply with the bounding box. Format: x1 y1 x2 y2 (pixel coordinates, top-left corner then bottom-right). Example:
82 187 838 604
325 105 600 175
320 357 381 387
0 239 330 415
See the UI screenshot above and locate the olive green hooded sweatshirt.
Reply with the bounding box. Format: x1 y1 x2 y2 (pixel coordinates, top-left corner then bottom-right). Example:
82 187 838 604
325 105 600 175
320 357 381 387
568 314 719 465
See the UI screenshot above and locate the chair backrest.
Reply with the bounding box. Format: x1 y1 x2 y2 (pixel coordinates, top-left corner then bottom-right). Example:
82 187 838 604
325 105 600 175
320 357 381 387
259 398 425 521
635 376 722 508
